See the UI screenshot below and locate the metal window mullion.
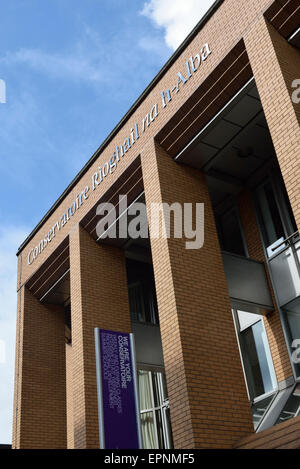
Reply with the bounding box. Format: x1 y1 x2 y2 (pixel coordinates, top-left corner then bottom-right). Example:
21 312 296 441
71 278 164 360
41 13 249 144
295 405 300 418
149 371 159 449
158 373 168 449
260 317 278 392
269 173 292 240
232 309 251 401
290 240 300 280
159 372 172 449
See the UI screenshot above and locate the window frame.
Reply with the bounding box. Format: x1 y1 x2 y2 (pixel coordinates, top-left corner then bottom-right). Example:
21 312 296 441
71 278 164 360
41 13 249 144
232 309 278 404
252 170 300 383
254 173 298 259
137 367 172 449
282 310 300 380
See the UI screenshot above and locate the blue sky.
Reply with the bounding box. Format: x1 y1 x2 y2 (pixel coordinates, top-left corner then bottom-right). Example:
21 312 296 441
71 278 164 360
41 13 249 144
0 0 215 444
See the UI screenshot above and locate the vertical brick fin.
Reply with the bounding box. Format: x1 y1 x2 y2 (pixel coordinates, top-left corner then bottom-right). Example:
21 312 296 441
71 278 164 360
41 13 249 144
69 225 131 449
245 18 300 230
141 139 253 449
238 190 293 382
66 344 75 449
12 279 24 449
12 287 67 449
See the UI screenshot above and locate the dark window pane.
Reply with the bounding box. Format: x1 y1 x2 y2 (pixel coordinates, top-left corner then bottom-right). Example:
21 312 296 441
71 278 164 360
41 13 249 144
160 373 168 402
128 283 145 322
257 182 285 249
281 183 297 234
218 208 246 256
152 372 160 407
242 326 265 398
165 408 174 448
155 410 164 449
126 259 159 325
240 320 275 399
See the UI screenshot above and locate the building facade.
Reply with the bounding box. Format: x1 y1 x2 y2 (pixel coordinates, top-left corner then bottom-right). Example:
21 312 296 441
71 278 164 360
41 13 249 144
12 0 300 449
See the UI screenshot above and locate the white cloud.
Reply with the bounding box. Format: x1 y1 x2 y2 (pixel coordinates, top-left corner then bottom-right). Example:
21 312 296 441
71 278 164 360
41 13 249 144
0 25 112 85
9 48 103 83
1 46 103 85
141 0 216 50
0 226 29 444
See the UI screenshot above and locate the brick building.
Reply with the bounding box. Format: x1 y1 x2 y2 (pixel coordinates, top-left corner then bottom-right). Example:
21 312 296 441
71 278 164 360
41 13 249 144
12 0 300 449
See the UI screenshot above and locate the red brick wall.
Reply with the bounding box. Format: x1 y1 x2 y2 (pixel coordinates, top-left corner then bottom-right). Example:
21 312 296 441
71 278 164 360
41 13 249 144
69 225 131 448
141 139 253 449
12 287 66 449
245 18 300 231
66 344 74 449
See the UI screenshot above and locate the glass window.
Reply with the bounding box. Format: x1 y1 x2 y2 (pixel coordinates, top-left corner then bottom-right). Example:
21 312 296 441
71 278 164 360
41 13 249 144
138 370 173 449
217 207 247 256
256 181 285 253
276 385 300 424
255 176 298 257
126 259 159 325
240 320 277 398
286 311 300 345
251 394 274 431
235 310 277 401
128 282 159 325
285 310 300 377
128 282 146 323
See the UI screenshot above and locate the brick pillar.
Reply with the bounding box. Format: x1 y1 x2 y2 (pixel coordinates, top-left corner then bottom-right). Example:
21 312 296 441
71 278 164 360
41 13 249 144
245 18 300 229
66 344 74 449
12 286 66 449
69 225 131 449
141 139 253 449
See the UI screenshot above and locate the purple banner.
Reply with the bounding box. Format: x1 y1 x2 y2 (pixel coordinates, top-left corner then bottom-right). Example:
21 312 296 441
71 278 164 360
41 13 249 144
96 329 140 449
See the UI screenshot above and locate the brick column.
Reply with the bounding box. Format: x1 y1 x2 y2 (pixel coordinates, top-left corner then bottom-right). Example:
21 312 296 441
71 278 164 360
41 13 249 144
245 18 300 229
66 344 74 449
12 286 66 449
69 225 131 448
141 139 253 449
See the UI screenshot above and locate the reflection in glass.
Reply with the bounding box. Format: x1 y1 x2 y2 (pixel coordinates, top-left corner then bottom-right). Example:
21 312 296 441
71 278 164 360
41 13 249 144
240 317 277 399
276 388 300 424
257 181 285 252
251 395 273 431
286 311 300 377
